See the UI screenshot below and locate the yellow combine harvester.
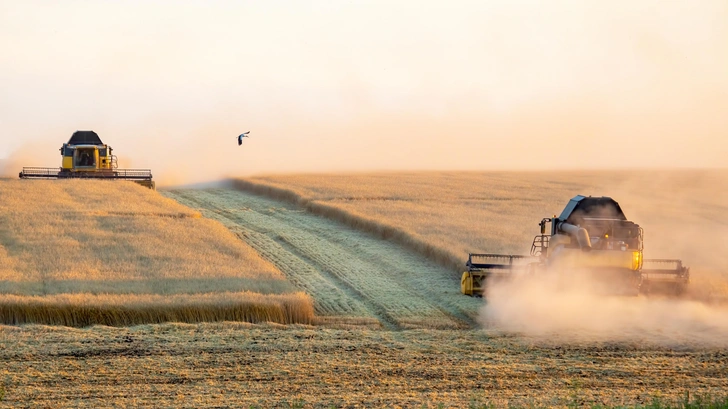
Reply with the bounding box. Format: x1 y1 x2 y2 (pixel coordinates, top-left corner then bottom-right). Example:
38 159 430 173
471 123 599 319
18 131 155 189
461 195 689 296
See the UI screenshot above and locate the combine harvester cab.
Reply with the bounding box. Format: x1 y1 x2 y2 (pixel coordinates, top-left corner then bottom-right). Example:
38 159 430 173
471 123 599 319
462 195 689 296
19 131 155 190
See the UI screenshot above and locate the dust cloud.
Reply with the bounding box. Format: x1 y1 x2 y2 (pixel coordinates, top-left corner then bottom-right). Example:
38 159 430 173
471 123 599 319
0 141 60 178
480 275 728 348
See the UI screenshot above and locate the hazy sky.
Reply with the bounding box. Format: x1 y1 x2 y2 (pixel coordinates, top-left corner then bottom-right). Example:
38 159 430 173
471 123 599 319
1 0 726 184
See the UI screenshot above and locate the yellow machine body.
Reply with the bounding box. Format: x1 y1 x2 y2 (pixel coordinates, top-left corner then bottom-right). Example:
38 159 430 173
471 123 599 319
545 237 641 271
61 144 115 172
62 156 73 169
461 272 474 296
549 248 640 270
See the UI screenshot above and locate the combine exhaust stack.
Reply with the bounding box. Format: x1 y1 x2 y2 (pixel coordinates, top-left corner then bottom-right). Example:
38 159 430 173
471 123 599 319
17 131 155 190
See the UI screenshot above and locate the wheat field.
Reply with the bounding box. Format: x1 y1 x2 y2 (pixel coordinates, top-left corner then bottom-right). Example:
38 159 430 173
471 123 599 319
236 170 728 295
1 173 727 407
0 179 313 326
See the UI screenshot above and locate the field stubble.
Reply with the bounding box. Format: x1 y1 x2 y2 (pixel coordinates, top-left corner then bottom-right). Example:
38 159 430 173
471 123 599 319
1 323 727 408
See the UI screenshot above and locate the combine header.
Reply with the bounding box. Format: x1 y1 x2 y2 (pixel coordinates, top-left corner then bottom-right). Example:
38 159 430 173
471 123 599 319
461 195 690 296
18 131 155 189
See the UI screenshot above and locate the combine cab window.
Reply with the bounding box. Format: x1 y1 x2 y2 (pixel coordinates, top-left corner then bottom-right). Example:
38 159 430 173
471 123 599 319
76 149 96 167
63 146 74 157
99 148 107 157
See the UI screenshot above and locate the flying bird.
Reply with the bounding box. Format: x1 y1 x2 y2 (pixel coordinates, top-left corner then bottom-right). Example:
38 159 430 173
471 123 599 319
237 131 250 146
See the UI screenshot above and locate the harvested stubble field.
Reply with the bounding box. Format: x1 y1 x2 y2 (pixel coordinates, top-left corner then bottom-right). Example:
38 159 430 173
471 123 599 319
0 179 313 327
1 323 727 408
1 171 728 408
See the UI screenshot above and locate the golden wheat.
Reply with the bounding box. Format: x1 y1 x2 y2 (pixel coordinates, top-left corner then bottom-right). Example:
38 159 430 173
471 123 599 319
0 179 287 286
2 323 726 408
236 170 728 288
0 179 314 325
0 292 313 327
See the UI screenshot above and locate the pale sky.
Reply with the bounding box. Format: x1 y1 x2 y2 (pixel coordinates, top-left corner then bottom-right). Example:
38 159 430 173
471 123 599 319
1 0 726 185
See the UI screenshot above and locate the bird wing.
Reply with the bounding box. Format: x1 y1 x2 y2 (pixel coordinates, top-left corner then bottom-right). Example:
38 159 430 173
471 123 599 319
237 132 250 145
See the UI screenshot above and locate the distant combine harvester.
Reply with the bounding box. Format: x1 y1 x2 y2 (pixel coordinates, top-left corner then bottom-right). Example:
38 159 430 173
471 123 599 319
18 130 155 189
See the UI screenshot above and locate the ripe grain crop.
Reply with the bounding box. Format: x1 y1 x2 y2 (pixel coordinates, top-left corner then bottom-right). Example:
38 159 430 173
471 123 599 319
0 292 313 326
0 179 313 326
235 170 728 283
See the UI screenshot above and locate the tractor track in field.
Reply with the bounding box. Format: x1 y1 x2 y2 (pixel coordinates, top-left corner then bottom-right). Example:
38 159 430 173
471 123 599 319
164 188 481 330
165 190 397 329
